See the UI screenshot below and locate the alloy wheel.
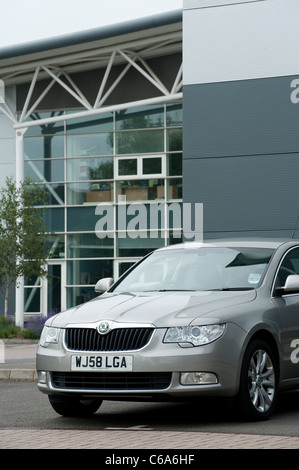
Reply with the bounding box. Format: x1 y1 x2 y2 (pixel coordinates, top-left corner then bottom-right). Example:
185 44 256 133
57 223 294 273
248 348 276 414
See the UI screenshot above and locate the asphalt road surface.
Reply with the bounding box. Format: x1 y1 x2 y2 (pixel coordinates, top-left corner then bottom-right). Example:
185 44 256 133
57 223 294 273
1 381 299 437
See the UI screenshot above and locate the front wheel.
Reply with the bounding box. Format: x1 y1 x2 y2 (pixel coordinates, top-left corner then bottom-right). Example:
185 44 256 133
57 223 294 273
236 339 278 421
48 395 103 417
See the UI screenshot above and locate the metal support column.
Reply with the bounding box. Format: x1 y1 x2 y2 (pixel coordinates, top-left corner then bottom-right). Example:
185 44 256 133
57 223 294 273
15 128 27 328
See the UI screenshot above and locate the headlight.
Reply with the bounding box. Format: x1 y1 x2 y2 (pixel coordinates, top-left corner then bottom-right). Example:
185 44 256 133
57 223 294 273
164 324 225 346
39 326 61 348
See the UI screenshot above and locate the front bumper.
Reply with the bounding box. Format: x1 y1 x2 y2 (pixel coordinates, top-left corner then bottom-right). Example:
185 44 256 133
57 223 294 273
36 322 246 399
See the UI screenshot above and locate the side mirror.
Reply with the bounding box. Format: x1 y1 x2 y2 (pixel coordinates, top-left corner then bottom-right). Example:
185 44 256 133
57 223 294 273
95 277 114 294
276 274 299 296
284 274 299 293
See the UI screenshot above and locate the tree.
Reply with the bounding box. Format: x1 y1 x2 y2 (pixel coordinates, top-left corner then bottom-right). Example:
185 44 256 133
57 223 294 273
0 177 50 318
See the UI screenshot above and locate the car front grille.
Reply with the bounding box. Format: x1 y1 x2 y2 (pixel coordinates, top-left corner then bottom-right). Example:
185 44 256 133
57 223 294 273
51 372 172 391
64 327 154 352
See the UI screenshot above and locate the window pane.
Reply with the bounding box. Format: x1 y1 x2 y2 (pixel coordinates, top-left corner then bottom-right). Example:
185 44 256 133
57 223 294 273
46 234 65 259
67 206 101 231
67 259 113 285
117 179 164 202
166 128 182 151
67 182 113 204
25 159 64 182
142 157 162 175
66 157 113 181
40 208 64 232
66 112 113 133
167 178 182 200
118 158 137 176
116 105 164 129
24 135 64 158
166 104 183 126
66 133 113 157
116 129 164 154
25 112 65 136
38 183 65 205
67 233 114 258
67 286 98 308
168 153 182 176
24 287 40 313
48 265 62 314
117 232 165 257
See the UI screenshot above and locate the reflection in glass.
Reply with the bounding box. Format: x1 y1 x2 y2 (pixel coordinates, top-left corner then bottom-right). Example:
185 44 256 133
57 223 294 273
67 233 114 258
66 133 113 157
24 135 64 158
38 183 65 206
25 158 65 182
24 287 40 313
166 128 182 151
66 157 113 181
26 112 65 136
67 286 98 308
116 129 163 154
116 105 164 130
46 235 65 259
116 232 165 257
66 112 113 133
67 259 113 285
166 104 183 127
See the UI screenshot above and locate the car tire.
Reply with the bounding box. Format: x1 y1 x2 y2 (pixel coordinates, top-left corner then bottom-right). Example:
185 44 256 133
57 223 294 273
48 395 103 417
236 339 278 421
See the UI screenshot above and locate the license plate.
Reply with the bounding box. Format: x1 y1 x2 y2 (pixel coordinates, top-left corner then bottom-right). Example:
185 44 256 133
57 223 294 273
71 354 133 371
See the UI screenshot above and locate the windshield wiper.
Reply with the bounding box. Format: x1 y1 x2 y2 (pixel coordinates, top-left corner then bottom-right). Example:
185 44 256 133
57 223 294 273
158 289 196 292
207 287 254 291
143 289 196 292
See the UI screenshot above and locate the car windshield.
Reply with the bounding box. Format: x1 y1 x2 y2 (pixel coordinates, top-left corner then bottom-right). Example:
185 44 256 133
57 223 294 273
113 246 274 293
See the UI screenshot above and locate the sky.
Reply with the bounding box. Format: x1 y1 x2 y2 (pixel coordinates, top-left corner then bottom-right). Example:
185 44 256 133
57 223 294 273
0 0 183 48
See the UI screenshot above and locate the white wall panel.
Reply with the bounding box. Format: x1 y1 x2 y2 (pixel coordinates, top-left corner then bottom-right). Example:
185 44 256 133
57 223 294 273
183 0 299 84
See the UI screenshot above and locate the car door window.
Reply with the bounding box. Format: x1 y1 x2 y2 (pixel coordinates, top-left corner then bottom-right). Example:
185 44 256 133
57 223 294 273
276 248 299 287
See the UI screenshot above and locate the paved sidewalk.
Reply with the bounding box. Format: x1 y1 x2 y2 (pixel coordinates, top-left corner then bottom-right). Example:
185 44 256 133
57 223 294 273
0 339 38 381
0 428 299 449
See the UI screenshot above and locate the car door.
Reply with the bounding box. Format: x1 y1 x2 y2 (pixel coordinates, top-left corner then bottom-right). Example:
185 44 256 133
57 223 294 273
273 247 299 380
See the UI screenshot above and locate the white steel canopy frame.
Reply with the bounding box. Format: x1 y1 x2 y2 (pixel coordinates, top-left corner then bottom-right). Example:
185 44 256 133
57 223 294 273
0 20 182 327
0 27 182 130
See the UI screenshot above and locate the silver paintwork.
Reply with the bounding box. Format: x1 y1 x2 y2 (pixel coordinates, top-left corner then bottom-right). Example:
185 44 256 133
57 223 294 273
37 239 299 415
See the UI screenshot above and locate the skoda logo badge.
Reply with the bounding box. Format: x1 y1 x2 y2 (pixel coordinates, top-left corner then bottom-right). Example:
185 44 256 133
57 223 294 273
97 321 111 335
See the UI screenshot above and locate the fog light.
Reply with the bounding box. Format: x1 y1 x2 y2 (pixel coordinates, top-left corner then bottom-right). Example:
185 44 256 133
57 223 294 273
38 371 47 384
180 372 218 385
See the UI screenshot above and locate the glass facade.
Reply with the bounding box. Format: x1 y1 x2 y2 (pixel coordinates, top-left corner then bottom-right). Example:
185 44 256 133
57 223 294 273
24 103 182 310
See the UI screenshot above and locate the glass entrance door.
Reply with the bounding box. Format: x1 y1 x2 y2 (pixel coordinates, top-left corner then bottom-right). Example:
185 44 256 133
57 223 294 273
41 261 66 317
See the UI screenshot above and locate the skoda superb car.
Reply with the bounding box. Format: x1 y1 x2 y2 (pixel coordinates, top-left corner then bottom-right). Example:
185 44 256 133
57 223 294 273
37 239 299 420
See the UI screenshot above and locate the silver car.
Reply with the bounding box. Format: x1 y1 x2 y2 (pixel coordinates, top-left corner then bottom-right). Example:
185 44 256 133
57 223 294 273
37 239 299 420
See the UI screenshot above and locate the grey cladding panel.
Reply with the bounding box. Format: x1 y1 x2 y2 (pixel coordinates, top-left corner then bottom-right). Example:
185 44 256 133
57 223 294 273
183 154 299 235
183 76 299 158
